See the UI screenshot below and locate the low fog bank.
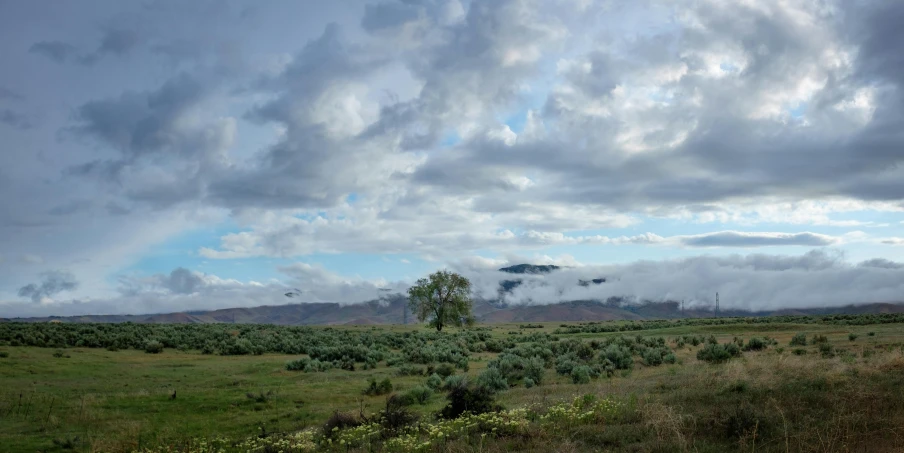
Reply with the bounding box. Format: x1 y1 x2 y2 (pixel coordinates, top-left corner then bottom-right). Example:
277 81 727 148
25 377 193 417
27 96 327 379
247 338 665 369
2 250 903 318
455 250 904 312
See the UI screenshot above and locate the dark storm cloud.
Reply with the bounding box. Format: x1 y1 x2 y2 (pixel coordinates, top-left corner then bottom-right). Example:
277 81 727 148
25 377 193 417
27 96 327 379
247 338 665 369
28 40 78 63
17 271 79 302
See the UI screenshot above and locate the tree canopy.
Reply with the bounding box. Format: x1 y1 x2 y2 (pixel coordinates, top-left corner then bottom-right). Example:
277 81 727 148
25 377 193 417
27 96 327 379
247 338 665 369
407 270 474 332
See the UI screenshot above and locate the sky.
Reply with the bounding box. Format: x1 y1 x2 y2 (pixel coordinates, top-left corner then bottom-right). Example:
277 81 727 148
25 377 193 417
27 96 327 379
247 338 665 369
2 0 904 317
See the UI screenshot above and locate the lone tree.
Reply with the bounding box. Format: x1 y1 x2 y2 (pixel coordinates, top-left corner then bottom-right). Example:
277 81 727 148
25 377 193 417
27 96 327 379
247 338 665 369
407 270 474 332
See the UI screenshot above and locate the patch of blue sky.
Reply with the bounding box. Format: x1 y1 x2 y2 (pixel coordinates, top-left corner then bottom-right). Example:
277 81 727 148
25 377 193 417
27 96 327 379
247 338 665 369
439 131 461 147
788 101 807 118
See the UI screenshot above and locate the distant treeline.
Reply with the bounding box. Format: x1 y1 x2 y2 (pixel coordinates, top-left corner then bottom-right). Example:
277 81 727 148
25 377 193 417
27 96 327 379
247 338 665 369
553 313 904 334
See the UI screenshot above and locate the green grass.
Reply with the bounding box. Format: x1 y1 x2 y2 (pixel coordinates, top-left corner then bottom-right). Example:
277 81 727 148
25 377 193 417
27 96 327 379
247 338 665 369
1 321 903 452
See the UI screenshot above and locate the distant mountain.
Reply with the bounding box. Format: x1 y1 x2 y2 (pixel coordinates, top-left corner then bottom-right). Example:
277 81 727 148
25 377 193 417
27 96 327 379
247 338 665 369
499 264 561 274
5 297 904 325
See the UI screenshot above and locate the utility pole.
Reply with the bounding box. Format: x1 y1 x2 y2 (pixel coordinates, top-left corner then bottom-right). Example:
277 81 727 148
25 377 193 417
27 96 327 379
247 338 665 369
715 292 720 318
681 299 685 316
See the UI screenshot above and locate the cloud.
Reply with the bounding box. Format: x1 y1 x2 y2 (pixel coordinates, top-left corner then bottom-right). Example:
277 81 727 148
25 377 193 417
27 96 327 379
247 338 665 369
0 109 32 130
0 87 24 101
454 250 904 311
677 231 839 248
881 238 904 245
29 41 79 63
17 271 79 302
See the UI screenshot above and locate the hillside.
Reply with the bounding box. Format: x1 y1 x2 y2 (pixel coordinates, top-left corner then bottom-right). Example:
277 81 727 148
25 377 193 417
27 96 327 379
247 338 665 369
5 297 904 325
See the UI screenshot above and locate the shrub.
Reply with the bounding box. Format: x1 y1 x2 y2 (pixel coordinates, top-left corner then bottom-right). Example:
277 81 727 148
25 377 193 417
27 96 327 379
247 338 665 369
304 359 333 372
322 411 362 437
363 378 393 396
379 395 418 432
439 382 499 419
246 390 273 403
811 334 828 344
0 351 8 358
442 374 466 391
396 364 425 376
819 343 835 358
403 385 433 405
338 356 355 371
524 377 535 388
642 348 663 366
435 363 456 378
697 343 742 364
285 357 310 371
848 333 858 342
790 333 807 346
601 344 633 370
868 332 876 337
52 349 70 358
792 348 807 356
743 337 767 351
476 366 508 392
144 340 164 354
571 365 591 384
524 356 545 385
555 354 577 375
663 351 677 364
426 373 443 390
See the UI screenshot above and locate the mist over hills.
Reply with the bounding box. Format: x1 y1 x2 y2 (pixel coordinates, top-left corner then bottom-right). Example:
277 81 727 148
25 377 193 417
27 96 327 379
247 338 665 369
4 264 904 325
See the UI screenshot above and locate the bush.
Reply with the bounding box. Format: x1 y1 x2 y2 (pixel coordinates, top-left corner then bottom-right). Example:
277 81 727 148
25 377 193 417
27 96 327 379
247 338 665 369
144 340 164 354
52 349 70 358
363 378 393 396
379 395 418 432
322 411 362 437
396 364 424 376
426 373 443 390
790 333 807 346
642 348 663 366
0 351 8 358
440 382 499 419
811 334 828 344
571 365 591 384
476 366 508 392
793 348 807 356
868 332 876 337
524 356 545 385
743 337 767 351
697 343 742 364
663 351 677 364
819 343 835 358
524 377 535 388
285 357 309 371
601 344 633 370
442 374 466 391
402 385 433 405
435 363 456 378
848 333 858 342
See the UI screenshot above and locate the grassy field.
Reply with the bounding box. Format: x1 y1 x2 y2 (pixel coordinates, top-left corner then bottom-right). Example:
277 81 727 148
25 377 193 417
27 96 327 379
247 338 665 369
2 320 904 452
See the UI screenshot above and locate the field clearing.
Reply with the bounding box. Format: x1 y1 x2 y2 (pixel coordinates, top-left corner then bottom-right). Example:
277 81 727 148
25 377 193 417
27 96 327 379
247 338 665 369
1 319 904 452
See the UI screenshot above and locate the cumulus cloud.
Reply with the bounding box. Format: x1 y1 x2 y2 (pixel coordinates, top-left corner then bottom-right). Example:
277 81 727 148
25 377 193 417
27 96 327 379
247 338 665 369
17 271 79 302
4 0 904 315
